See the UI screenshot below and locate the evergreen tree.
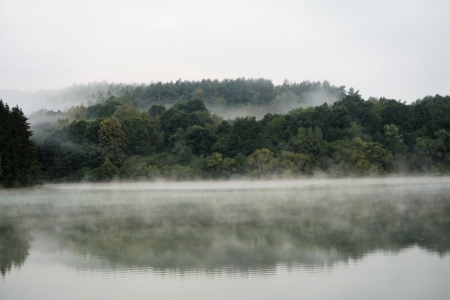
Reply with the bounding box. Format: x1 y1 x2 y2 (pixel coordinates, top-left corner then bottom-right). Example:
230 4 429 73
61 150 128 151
0 100 38 187
98 118 126 166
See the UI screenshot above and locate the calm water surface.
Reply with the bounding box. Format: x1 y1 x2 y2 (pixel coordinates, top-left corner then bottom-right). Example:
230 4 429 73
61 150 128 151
1 178 449 299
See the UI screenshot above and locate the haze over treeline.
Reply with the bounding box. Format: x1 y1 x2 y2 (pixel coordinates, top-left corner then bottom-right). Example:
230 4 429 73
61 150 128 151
1 78 450 187
1 78 347 116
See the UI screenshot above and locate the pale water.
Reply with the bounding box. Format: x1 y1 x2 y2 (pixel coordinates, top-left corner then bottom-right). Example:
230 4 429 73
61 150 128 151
1 178 449 299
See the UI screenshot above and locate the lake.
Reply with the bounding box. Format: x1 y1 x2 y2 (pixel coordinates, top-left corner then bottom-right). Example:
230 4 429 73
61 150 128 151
1 178 449 299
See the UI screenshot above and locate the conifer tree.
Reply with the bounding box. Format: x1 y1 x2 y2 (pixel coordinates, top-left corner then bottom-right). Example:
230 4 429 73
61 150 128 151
0 100 38 187
98 117 126 166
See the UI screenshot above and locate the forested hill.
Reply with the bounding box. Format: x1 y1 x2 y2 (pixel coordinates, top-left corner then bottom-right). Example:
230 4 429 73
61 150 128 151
27 90 450 183
36 79 347 119
52 79 346 104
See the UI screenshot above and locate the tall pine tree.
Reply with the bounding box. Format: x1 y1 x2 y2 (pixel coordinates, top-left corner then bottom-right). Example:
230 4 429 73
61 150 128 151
0 100 39 187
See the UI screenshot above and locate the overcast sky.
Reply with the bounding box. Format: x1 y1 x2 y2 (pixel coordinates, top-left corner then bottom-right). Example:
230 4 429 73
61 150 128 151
1 0 449 101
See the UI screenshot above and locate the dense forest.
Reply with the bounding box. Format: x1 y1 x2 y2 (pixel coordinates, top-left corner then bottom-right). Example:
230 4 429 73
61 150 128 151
2 78 450 186
44 79 346 113
0 100 38 187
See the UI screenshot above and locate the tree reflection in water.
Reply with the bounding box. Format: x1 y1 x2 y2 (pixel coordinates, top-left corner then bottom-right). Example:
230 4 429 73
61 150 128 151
1 183 450 275
0 223 31 277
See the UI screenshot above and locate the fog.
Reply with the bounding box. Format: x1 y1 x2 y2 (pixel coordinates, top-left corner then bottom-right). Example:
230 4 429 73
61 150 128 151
0 89 49 115
207 89 342 120
8 82 345 141
1 177 449 277
0 89 89 116
2 0 450 102
0 82 116 116
37 176 449 191
2 0 450 297
1 80 343 125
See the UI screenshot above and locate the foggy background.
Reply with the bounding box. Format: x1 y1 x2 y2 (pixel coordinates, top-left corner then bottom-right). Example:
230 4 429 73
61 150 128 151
1 0 450 112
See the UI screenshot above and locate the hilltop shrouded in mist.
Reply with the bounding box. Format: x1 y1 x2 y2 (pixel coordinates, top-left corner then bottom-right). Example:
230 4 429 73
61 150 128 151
1 77 450 187
2 78 346 119
2 0 450 102
2 78 446 186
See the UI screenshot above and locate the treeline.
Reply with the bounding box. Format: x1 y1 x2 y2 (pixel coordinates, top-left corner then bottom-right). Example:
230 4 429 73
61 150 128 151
31 91 450 182
114 78 346 109
0 100 38 187
43 79 347 114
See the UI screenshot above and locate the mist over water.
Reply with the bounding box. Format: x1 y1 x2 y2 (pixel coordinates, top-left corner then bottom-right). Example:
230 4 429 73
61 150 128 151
1 177 449 299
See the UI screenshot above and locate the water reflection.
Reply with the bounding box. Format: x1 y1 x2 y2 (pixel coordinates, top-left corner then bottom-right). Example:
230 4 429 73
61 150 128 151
0 222 31 277
1 179 450 278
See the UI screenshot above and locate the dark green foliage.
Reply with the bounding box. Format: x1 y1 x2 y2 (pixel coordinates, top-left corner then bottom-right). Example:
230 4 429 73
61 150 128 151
68 120 88 144
262 114 291 151
148 105 166 118
412 95 450 133
383 124 408 156
288 127 327 156
224 78 253 105
86 97 124 119
228 117 266 156
0 100 39 187
83 119 102 144
52 142 85 180
89 158 119 181
0 223 31 277
216 121 232 135
174 99 207 113
77 78 344 110
25 83 450 182
121 116 164 156
184 125 217 156
160 106 206 143
98 118 126 167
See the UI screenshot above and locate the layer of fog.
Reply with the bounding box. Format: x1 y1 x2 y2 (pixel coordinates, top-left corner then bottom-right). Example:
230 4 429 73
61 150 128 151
0 82 118 116
207 89 343 120
1 177 449 277
39 176 450 192
0 89 86 116
3 81 345 126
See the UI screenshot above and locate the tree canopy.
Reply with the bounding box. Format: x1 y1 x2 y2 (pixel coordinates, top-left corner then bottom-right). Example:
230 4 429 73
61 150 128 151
3 79 450 185
0 100 39 187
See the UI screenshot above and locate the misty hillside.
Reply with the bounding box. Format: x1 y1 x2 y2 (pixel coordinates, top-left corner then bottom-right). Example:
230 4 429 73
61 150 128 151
27 92 450 184
2 78 450 187
93 79 347 114
13 78 347 120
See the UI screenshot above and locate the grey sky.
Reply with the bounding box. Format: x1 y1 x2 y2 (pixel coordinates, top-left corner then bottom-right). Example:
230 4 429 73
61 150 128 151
1 0 449 102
